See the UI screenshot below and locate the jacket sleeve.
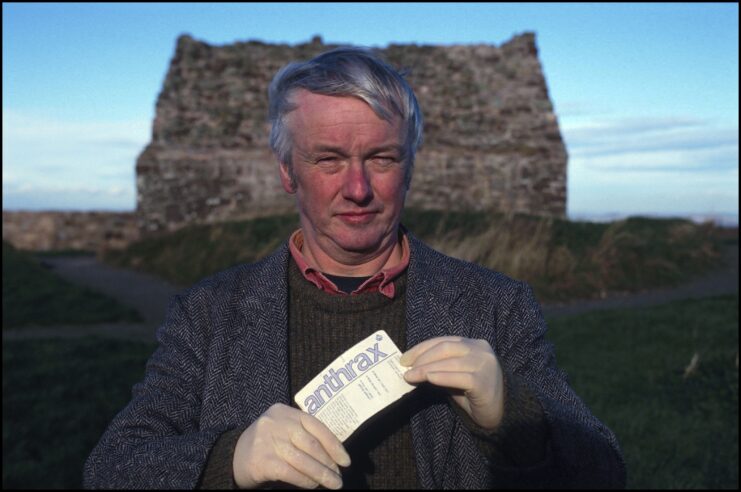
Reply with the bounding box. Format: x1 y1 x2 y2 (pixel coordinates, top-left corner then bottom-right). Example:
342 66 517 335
83 291 223 489
453 367 549 468
491 281 627 488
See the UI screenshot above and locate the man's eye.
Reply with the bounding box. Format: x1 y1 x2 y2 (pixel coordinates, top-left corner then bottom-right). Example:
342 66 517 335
373 156 397 166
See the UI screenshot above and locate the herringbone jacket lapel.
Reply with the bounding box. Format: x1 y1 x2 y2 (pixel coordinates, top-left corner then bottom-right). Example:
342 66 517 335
233 245 292 418
405 234 470 488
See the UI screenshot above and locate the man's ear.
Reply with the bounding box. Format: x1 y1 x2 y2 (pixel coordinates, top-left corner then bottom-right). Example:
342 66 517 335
279 162 296 193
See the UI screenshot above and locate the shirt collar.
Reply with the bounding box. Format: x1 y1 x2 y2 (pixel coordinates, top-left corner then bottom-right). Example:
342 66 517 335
288 228 410 298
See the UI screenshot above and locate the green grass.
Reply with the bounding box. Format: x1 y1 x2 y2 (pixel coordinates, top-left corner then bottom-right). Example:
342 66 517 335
103 209 731 302
32 249 96 258
2 337 157 489
545 295 739 489
103 213 301 287
404 210 728 301
2 241 143 328
2 297 737 489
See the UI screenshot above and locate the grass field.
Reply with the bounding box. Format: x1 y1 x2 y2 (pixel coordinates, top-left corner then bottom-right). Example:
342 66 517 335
547 294 738 489
102 210 729 302
2 241 143 329
2 295 737 489
2 337 156 489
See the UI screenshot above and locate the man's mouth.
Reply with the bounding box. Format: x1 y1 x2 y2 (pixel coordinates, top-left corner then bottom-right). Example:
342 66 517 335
336 211 378 224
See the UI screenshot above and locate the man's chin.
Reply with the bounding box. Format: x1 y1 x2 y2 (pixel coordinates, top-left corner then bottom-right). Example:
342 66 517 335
323 224 400 256
335 240 383 255
331 233 392 256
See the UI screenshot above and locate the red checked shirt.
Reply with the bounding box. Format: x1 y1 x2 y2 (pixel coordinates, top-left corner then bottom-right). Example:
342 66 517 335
288 229 410 299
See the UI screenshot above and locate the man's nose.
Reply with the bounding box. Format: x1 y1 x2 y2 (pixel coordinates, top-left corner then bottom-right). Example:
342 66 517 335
342 161 373 204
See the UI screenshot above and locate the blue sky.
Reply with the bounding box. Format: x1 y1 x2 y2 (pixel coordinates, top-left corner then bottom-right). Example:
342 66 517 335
3 2 739 223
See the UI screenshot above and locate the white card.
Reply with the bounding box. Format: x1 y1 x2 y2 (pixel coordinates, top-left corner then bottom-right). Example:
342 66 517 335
294 330 417 442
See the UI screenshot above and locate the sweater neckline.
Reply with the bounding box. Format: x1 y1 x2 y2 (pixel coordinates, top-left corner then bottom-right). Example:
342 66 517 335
288 258 407 314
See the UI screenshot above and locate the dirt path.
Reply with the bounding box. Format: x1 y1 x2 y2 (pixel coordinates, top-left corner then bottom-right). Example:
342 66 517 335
3 256 182 344
3 244 738 343
40 255 183 328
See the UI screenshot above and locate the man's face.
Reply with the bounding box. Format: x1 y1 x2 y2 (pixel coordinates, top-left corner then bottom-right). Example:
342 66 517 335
280 90 408 265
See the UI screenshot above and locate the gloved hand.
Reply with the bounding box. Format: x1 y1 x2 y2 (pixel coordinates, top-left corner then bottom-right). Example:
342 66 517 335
400 336 505 430
233 403 351 489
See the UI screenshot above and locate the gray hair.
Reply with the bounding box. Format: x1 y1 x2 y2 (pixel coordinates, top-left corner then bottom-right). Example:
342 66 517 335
268 46 423 188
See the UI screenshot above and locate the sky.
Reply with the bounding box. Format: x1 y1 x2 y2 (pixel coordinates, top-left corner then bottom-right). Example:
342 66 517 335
3 2 739 224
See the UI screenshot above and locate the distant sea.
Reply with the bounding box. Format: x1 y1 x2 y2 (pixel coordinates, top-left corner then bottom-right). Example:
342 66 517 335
568 211 739 227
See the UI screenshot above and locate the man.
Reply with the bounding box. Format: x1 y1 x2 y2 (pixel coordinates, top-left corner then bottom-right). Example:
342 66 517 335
84 47 626 489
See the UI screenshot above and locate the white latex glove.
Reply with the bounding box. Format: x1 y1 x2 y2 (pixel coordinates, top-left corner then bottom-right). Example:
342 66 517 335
233 403 351 489
400 336 505 430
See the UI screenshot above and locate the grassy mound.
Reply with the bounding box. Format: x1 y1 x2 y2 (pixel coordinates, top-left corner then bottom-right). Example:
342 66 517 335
103 213 301 288
405 210 729 301
103 209 731 302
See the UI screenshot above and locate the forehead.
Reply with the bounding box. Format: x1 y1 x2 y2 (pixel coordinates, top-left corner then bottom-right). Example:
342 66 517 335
287 90 402 145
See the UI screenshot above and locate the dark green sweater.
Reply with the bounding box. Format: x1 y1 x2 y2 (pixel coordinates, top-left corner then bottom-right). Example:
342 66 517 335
288 258 418 489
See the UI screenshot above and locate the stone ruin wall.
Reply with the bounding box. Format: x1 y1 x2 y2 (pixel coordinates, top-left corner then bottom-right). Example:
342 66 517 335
2 211 140 253
137 32 567 234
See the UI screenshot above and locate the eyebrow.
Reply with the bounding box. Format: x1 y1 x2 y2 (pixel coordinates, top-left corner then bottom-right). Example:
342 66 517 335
366 145 404 155
311 144 404 156
312 145 349 156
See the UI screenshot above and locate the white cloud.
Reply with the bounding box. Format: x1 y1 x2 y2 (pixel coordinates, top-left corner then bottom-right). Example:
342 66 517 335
567 156 738 218
561 115 739 172
559 114 739 218
2 180 137 211
2 108 149 209
571 145 738 173
2 109 150 141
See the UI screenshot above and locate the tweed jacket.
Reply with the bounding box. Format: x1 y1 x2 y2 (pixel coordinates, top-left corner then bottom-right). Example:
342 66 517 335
84 233 626 489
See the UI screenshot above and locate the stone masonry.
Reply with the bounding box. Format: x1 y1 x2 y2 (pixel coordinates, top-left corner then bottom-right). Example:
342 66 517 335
137 32 568 234
2 211 140 253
